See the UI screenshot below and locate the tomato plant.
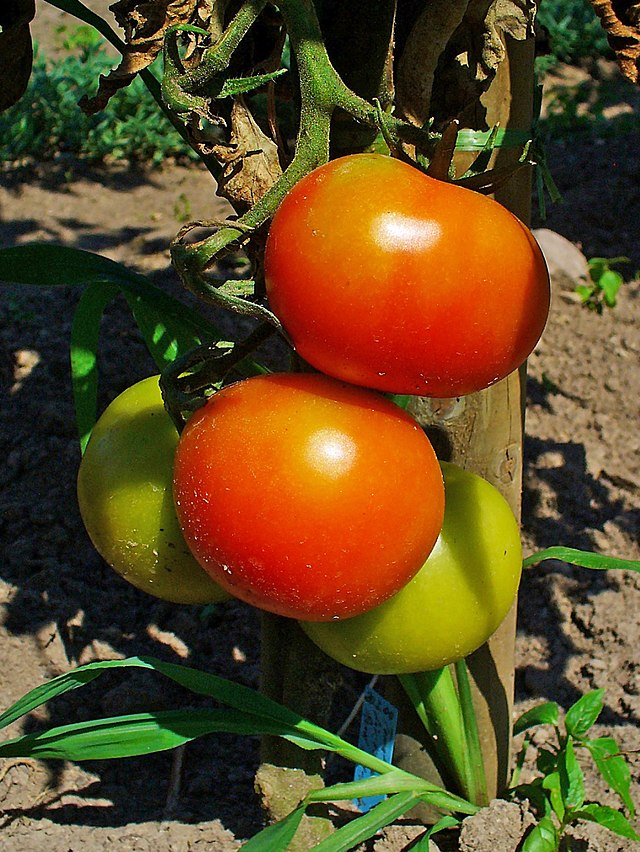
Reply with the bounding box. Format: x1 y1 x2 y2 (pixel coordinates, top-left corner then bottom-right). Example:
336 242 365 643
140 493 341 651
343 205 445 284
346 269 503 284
264 153 550 398
77 376 229 605
299 461 522 673
172 372 445 621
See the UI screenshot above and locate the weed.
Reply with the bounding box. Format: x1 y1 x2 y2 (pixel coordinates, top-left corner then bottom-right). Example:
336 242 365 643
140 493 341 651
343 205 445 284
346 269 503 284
510 690 639 850
576 257 631 313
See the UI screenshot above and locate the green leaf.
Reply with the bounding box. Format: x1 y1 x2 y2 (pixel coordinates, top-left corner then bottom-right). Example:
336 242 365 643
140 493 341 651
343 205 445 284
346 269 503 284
454 658 488 805
521 816 560 852
523 547 640 573
574 284 592 303
0 243 220 345
585 737 636 817
571 803 640 841
240 806 306 851
565 690 604 740
599 270 622 306
0 244 265 447
312 792 423 852
0 708 272 760
70 280 119 451
306 769 426 803
219 68 287 97
558 738 585 810
537 748 558 776
411 815 461 849
0 666 105 730
542 771 565 821
514 702 560 736
0 656 479 819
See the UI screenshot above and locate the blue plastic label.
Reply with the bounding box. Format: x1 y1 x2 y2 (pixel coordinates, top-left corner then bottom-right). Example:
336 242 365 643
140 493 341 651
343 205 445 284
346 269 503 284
353 685 398 813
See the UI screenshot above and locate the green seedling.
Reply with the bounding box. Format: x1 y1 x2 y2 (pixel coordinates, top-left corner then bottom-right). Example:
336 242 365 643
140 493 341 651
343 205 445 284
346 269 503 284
576 257 630 314
509 690 639 850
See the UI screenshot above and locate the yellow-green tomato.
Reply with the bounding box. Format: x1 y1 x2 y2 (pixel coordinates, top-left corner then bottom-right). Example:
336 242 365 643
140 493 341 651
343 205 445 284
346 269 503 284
299 462 522 674
77 376 229 605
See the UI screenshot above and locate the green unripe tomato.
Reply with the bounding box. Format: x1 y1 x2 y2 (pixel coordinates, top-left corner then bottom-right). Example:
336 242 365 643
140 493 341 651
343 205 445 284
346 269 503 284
77 376 229 605
299 462 522 674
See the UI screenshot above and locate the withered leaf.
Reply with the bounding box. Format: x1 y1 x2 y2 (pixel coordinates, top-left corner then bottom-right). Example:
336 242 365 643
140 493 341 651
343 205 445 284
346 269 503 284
591 0 640 84
81 0 204 114
398 0 536 127
209 98 282 211
0 0 36 112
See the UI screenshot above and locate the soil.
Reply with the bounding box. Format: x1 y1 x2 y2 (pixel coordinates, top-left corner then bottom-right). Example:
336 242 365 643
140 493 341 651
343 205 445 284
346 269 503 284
0 4 639 850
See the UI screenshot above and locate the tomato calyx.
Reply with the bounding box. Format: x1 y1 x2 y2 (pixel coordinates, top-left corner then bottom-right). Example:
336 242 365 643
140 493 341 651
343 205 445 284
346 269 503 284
160 322 277 432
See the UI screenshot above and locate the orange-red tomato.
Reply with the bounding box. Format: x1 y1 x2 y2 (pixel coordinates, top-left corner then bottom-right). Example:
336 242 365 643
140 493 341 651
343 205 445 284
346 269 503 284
264 154 550 398
173 373 445 621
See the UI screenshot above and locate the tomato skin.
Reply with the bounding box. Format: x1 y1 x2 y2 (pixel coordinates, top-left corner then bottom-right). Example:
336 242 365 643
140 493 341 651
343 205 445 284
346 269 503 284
299 462 522 673
77 376 229 605
264 154 549 398
173 373 445 621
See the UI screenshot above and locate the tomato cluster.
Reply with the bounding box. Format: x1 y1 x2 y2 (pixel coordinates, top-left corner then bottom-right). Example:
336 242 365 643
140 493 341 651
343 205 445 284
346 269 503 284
78 154 546 672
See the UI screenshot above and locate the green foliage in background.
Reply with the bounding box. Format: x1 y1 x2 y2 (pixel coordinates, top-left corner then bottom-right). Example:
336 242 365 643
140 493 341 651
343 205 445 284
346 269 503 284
0 26 195 167
536 0 612 72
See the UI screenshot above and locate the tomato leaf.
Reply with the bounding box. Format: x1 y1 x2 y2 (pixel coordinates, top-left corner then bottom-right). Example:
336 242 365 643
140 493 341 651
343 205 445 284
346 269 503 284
521 816 559 852
239 805 307 851
564 690 604 740
523 547 640 573
585 737 636 817
571 804 640 841
513 702 560 735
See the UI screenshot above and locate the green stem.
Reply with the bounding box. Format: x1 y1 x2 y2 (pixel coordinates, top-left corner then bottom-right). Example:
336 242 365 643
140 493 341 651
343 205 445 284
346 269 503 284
170 0 434 300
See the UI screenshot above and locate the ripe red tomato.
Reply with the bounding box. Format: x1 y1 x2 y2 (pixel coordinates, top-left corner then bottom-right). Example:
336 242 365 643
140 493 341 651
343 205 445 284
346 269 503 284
300 462 522 674
77 376 229 605
264 154 550 398
173 373 445 621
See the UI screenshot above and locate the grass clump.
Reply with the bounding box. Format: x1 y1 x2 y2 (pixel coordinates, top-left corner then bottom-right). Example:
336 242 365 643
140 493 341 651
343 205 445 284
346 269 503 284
0 27 195 168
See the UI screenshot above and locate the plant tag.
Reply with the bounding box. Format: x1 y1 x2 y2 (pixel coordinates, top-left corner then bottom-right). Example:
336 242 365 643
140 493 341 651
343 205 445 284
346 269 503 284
353 685 398 813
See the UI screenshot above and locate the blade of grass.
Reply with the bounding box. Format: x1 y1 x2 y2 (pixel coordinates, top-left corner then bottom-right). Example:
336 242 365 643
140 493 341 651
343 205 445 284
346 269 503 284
70 280 119 451
0 244 221 343
454 659 488 806
523 547 640 572
312 792 425 852
399 669 471 798
240 805 307 851
0 656 480 816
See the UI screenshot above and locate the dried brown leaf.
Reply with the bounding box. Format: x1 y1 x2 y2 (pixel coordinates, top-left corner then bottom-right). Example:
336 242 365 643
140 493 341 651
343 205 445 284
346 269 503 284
398 0 536 127
209 99 282 210
0 0 36 112
591 0 640 84
81 0 204 113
